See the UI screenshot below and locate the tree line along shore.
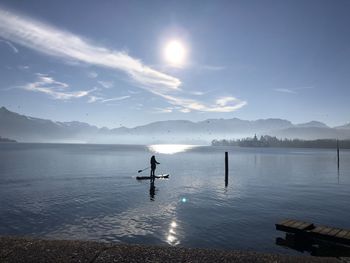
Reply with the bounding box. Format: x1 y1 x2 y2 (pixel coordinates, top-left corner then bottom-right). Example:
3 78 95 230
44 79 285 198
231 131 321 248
212 135 350 149
0 136 17 143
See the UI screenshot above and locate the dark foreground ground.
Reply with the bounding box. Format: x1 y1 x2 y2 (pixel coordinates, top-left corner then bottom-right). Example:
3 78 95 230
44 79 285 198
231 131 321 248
0 236 346 263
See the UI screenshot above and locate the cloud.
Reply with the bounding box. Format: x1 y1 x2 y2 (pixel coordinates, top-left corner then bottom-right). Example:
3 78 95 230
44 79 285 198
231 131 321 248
0 8 247 113
128 90 140 94
18 65 30 70
199 65 226 71
22 74 95 100
87 71 98 78
191 91 205 96
180 108 191 113
88 95 130 104
0 8 181 92
0 39 18 53
153 91 247 113
98 80 114 89
153 107 174 113
87 95 103 103
101 96 130 103
274 86 314 94
274 88 296 94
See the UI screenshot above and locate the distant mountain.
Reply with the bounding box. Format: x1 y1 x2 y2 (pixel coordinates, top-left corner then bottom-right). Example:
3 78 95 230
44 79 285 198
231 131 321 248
1 106 350 144
296 121 328 128
272 127 342 140
335 123 350 129
0 107 99 143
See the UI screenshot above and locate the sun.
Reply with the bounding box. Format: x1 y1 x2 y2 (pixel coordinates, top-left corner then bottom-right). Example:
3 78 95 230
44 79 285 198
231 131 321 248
164 40 187 67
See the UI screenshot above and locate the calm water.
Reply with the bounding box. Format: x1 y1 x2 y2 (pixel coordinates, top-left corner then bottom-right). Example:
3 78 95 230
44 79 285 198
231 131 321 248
0 143 349 254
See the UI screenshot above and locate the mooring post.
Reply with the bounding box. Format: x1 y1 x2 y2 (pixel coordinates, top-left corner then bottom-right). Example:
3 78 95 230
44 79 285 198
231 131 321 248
337 139 340 170
225 151 228 187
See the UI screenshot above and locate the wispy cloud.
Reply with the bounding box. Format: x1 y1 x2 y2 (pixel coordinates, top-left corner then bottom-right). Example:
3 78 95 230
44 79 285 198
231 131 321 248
18 65 30 70
98 80 114 89
191 91 205 96
0 8 181 92
128 90 141 94
87 71 98 78
153 91 247 113
0 39 18 53
88 95 130 104
0 8 246 113
22 74 95 100
274 86 314 94
101 96 130 103
274 88 296 94
153 107 174 113
199 65 226 71
87 95 103 103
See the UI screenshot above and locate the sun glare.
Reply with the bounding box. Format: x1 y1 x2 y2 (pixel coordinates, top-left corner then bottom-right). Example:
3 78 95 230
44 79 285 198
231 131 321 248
148 144 195 154
164 40 186 66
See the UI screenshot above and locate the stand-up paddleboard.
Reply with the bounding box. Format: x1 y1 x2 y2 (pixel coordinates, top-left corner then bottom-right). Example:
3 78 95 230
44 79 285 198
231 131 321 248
136 174 169 180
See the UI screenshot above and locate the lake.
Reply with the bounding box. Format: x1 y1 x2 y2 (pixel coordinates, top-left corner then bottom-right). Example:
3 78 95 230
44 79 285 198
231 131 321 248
0 143 349 255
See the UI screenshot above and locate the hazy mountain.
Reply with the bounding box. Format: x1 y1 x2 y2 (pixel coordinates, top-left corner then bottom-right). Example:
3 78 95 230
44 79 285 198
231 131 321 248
335 123 350 129
272 127 342 140
0 107 99 143
1 106 350 144
296 121 328 128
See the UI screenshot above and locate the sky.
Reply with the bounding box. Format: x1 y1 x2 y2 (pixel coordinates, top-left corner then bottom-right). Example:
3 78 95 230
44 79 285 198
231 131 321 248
0 0 349 128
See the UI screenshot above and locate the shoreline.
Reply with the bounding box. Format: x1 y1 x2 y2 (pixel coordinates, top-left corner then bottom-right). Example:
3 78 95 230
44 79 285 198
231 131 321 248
0 236 341 262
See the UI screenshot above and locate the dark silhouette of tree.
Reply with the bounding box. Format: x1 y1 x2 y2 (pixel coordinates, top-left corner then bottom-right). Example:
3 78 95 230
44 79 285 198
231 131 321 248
211 135 350 149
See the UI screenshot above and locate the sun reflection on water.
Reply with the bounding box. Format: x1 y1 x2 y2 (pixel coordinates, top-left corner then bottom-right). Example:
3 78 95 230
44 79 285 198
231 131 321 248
166 220 180 246
148 144 196 154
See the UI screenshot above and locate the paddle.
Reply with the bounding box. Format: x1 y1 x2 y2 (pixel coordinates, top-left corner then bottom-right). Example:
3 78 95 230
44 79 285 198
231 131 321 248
138 166 150 173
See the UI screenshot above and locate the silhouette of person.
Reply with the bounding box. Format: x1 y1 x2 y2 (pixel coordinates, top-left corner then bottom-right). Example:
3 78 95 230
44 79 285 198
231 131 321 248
150 155 160 179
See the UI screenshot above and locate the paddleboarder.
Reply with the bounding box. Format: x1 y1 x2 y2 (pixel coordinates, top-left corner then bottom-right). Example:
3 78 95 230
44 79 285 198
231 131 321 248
150 155 160 179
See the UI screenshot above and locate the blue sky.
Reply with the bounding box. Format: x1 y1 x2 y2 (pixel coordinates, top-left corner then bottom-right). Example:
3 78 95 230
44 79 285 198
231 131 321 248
0 0 349 128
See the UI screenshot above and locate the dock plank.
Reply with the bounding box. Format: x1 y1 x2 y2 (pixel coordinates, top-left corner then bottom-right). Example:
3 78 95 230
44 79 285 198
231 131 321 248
283 220 296 227
290 221 304 229
277 219 350 246
310 226 325 234
319 227 335 235
327 228 342 237
297 222 314 230
276 219 314 234
311 227 350 245
295 222 308 230
311 226 342 237
279 219 293 225
335 230 349 238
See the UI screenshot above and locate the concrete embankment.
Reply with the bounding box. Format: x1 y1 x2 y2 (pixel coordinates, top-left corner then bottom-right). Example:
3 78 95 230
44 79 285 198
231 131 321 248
0 236 343 262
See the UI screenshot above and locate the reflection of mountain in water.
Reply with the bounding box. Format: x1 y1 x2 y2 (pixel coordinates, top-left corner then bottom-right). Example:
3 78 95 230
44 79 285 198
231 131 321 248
1 106 350 144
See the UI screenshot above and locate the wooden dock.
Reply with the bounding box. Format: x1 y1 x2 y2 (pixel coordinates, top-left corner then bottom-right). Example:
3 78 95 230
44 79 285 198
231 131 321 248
276 219 350 246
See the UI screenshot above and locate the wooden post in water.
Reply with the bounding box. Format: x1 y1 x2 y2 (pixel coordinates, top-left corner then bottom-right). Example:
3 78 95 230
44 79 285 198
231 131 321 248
337 139 340 170
225 152 229 187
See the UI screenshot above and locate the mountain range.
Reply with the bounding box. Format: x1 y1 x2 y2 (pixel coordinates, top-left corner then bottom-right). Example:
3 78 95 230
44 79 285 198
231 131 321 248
0 106 349 144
